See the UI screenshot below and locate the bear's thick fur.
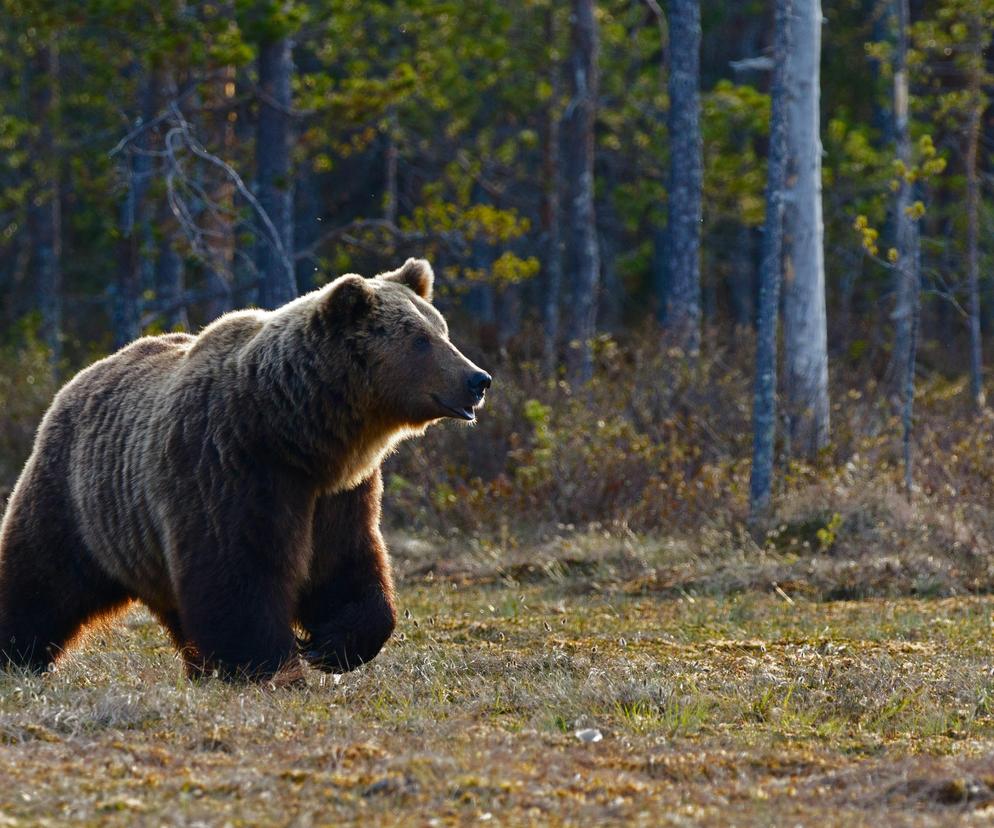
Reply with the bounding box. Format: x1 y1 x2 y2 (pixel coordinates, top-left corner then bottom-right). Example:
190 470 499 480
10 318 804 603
0 259 490 680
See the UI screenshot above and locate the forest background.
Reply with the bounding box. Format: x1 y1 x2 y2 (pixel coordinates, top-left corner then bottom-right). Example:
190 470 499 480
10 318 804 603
2 0 992 564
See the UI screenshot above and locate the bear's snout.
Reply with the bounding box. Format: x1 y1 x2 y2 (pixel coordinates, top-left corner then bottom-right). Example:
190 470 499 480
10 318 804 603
468 370 492 401
429 363 491 422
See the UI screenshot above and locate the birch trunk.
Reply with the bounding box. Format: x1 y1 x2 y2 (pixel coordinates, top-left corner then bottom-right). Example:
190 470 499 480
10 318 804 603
782 0 829 457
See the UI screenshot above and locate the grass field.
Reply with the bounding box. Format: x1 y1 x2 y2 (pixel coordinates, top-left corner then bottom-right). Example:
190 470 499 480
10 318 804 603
1 532 993 827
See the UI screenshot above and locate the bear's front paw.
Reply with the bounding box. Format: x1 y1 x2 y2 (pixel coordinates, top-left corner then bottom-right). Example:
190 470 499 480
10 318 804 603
297 627 377 673
297 596 395 673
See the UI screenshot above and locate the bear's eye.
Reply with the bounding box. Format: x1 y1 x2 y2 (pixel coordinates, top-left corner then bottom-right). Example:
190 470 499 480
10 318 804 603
413 334 432 353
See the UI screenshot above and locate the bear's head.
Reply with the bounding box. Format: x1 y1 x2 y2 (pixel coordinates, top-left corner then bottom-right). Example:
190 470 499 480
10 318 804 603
320 258 491 428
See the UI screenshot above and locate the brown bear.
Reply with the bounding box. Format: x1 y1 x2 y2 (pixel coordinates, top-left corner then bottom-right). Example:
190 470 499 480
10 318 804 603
0 258 490 681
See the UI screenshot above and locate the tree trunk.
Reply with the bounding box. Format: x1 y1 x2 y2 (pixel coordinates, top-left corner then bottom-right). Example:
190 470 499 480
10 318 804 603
564 0 601 383
890 0 922 493
137 72 158 307
255 30 296 309
782 0 829 458
155 197 189 331
204 65 236 321
888 0 919 401
749 0 793 524
541 7 563 374
966 24 984 409
869 0 895 146
115 189 142 349
26 39 61 367
665 0 702 354
114 65 153 349
728 223 755 329
153 64 188 332
643 0 668 323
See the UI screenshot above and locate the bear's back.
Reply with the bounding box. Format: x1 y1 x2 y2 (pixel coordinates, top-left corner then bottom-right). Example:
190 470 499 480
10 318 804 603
44 333 198 596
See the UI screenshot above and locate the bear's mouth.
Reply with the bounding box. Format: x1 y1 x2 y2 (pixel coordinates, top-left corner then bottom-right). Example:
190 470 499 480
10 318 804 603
431 394 477 421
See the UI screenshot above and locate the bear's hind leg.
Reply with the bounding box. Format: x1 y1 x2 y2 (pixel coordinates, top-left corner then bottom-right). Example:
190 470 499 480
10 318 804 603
0 513 128 672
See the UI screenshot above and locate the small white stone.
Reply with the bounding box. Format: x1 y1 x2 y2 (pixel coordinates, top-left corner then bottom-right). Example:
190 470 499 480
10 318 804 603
574 728 603 743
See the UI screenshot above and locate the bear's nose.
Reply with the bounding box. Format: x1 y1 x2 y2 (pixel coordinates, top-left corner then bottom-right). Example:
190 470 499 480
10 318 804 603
468 371 492 398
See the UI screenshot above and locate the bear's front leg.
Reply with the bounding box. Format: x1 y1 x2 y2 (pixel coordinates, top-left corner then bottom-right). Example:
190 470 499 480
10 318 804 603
169 510 306 682
177 570 301 681
297 471 397 673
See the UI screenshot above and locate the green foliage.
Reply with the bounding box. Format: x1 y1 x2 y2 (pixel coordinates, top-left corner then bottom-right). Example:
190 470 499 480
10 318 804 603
701 81 769 228
816 512 843 552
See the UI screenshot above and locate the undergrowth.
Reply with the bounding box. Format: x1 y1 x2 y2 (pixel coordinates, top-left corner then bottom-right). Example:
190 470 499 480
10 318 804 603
3 329 994 601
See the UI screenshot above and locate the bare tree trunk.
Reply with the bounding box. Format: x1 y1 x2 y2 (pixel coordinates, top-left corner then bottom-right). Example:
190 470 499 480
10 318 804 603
889 0 922 492
888 0 919 399
255 28 297 309
26 38 61 367
665 0 702 354
155 204 188 332
782 0 829 458
564 0 601 383
966 23 985 409
541 32 563 374
204 65 236 321
870 0 895 146
115 189 142 349
137 72 158 307
728 223 755 328
644 0 668 323
154 63 188 332
115 65 153 348
901 240 922 497
749 0 793 524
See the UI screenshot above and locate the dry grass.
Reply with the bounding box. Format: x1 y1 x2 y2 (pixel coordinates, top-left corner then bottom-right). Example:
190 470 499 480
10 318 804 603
1 537 993 826
3 337 994 825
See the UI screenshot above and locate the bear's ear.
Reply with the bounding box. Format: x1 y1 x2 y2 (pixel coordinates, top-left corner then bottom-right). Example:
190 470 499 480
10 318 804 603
323 274 377 323
379 257 434 302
